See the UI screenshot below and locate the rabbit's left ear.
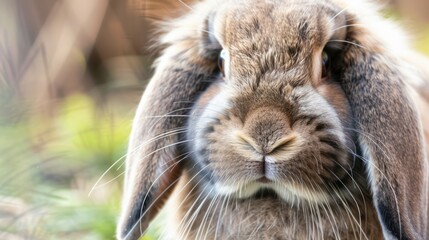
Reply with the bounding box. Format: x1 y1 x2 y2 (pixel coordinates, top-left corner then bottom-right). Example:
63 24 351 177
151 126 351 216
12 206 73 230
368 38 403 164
339 16 429 240
116 3 220 239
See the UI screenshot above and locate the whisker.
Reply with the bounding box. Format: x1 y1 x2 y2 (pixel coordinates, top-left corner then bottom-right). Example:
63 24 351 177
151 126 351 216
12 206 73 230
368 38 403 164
180 183 215 239
90 171 125 191
332 23 366 32
122 176 180 240
176 0 195 11
328 6 350 23
328 39 367 50
88 127 188 196
344 126 402 232
328 171 368 240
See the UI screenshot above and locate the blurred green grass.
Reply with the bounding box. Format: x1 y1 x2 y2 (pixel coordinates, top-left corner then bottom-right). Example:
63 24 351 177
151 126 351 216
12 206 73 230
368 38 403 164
0 93 132 239
415 28 429 56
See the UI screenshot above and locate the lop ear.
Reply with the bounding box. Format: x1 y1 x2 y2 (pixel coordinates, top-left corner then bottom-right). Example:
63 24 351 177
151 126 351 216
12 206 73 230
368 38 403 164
116 8 218 240
339 18 429 240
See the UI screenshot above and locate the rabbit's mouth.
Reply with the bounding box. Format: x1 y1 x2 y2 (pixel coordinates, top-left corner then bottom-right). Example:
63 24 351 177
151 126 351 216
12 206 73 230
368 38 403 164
213 178 334 204
252 188 278 199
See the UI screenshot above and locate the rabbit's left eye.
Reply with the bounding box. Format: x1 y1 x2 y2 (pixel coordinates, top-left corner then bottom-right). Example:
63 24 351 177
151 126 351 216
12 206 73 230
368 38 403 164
321 51 329 78
218 49 226 77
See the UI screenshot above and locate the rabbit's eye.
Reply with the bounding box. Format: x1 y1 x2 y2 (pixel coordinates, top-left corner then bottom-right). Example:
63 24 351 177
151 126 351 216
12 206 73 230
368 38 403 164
321 51 329 78
218 49 226 77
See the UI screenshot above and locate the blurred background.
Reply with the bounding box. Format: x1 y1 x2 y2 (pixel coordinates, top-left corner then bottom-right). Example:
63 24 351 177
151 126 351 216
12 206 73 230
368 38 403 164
0 0 428 239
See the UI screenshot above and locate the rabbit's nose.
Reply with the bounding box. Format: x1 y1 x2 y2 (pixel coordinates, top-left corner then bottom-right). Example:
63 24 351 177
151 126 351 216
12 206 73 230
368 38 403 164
237 131 297 156
243 106 293 153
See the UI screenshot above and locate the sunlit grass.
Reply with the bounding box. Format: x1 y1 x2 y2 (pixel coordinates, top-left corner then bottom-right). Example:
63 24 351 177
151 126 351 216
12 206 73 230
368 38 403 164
0 93 133 239
415 27 429 56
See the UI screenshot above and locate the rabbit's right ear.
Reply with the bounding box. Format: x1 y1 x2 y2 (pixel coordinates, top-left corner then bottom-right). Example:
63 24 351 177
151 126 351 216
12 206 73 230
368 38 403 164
338 11 429 240
116 4 220 240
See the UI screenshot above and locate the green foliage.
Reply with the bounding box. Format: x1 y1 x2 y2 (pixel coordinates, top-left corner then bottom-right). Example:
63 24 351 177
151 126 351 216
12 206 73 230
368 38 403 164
415 28 429 56
0 93 133 239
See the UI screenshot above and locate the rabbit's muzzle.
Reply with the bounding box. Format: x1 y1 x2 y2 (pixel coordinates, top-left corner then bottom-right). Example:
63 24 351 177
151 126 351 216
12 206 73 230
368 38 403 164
186 81 354 204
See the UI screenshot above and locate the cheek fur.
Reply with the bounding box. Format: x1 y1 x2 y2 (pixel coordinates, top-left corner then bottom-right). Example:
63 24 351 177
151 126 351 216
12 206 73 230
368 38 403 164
316 83 351 126
192 82 223 112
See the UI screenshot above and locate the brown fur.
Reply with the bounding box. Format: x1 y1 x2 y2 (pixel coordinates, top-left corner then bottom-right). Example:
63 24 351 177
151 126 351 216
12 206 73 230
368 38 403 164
162 170 382 240
117 0 429 239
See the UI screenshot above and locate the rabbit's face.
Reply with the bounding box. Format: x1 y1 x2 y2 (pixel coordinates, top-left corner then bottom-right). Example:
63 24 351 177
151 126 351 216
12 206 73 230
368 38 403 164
187 0 355 203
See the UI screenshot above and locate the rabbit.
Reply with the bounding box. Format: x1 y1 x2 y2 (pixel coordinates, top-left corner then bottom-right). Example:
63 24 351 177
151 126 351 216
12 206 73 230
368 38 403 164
117 0 429 239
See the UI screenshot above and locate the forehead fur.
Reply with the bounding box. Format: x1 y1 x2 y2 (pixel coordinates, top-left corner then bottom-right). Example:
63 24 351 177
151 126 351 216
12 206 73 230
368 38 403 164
208 0 346 84
220 0 341 49
160 0 410 61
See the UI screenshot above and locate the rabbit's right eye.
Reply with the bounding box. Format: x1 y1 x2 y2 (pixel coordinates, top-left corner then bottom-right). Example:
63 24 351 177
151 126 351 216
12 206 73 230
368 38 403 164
321 50 330 79
218 50 226 77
